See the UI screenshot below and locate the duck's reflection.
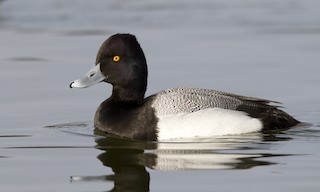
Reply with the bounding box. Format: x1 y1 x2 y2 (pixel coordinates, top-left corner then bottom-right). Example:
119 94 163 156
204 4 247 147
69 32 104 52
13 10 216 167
72 131 291 191
97 148 151 191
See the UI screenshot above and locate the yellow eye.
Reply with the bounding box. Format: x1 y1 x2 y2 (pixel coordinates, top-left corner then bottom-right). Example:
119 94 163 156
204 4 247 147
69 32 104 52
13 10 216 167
113 55 120 62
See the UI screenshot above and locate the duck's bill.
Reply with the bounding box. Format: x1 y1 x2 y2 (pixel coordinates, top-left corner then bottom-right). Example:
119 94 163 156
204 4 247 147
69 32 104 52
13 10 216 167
69 63 106 88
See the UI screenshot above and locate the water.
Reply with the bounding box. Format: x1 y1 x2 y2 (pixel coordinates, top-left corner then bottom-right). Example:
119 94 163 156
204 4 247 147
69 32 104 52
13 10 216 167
0 0 320 191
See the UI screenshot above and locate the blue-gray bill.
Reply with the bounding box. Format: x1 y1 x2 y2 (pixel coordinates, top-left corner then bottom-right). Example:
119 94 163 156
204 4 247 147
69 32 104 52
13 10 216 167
70 63 105 88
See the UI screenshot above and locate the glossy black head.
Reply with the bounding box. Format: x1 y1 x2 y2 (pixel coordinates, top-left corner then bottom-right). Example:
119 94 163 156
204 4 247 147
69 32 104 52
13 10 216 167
96 34 148 101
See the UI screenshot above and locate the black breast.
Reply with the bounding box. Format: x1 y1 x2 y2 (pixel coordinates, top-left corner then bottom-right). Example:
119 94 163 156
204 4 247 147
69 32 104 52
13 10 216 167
94 96 158 140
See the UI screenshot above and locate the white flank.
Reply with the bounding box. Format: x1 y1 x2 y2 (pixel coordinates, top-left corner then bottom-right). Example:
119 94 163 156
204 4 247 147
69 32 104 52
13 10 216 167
157 108 263 140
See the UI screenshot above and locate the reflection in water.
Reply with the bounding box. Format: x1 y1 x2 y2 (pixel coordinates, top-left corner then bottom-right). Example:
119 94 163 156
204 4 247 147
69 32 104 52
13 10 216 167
72 147 151 191
97 149 151 191
94 129 291 169
71 128 291 191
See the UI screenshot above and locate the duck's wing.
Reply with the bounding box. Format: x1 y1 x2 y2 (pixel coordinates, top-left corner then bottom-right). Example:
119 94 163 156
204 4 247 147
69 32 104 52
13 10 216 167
150 87 299 129
151 87 278 116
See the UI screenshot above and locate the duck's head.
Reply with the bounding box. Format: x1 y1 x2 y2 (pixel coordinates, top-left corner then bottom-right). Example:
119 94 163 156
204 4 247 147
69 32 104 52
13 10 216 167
70 34 148 100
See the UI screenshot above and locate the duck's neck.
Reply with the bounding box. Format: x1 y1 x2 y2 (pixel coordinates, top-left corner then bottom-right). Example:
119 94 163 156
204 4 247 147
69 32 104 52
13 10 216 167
111 59 148 103
111 84 146 103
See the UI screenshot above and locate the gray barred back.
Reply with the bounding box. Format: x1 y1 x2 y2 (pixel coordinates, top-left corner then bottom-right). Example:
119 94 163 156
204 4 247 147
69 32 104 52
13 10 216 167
151 87 278 116
151 88 241 116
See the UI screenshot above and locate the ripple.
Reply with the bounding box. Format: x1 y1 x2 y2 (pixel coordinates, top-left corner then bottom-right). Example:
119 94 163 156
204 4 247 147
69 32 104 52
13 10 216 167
5 146 92 149
9 57 48 62
61 29 112 36
0 134 32 138
45 121 91 129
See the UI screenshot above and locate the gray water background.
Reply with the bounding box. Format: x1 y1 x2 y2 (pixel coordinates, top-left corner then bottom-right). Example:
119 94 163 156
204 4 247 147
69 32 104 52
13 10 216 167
0 0 320 191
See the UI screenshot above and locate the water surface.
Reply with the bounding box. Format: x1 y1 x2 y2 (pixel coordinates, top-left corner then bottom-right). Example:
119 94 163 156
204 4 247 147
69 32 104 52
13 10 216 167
0 0 320 191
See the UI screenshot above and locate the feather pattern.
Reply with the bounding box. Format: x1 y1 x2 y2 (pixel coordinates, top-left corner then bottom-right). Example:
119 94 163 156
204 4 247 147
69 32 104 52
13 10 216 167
151 87 277 116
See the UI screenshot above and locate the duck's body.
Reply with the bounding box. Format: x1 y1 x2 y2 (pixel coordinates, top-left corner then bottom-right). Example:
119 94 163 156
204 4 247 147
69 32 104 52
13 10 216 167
70 33 300 141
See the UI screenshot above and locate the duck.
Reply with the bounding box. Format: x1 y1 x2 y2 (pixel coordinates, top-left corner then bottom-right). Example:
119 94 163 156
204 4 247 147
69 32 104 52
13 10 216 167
70 33 300 141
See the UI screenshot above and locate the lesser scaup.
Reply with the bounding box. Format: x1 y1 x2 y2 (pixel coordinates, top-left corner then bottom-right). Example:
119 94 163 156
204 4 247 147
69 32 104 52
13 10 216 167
70 33 300 141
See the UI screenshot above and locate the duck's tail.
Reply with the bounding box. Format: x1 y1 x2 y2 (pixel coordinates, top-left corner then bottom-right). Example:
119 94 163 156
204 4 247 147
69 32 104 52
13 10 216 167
258 108 300 131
